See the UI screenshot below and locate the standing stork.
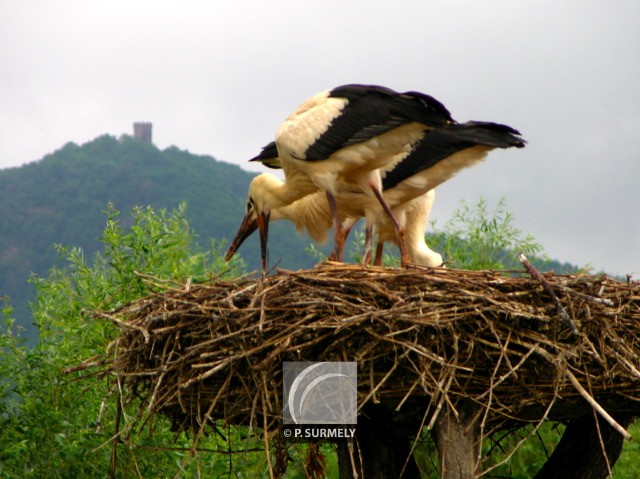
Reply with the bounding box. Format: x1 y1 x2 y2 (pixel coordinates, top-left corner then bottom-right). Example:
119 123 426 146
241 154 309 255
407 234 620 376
235 84 454 270
228 120 525 268
372 190 442 267
367 120 527 256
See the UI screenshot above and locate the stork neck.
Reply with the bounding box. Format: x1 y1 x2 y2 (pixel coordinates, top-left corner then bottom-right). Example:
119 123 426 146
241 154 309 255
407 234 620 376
268 173 318 209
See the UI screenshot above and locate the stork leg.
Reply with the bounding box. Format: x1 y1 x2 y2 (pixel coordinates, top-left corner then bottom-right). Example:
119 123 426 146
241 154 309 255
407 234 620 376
361 220 373 265
328 223 355 261
369 184 411 267
374 241 385 266
326 191 346 262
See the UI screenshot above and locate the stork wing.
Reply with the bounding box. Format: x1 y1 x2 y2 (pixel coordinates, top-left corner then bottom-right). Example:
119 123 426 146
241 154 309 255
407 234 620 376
304 84 454 161
248 141 282 169
382 121 525 190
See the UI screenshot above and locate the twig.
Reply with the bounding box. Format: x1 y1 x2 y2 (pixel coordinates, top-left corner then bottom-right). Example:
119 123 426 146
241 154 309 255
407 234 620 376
64 355 103 374
107 379 124 479
518 253 579 335
553 282 614 307
123 442 265 454
564 368 632 441
95 311 151 343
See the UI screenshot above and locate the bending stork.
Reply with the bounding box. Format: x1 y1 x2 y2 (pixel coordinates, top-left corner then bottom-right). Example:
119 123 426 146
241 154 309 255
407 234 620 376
225 187 442 267
236 84 453 269
228 120 525 268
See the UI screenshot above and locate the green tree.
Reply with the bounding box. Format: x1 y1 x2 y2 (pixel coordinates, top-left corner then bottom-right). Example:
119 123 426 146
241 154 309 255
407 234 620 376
430 196 546 270
0 203 251 478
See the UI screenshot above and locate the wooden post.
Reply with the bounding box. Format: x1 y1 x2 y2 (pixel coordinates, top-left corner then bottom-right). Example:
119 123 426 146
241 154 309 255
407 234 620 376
432 400 481 479
533 413 634 479
337 404 421 478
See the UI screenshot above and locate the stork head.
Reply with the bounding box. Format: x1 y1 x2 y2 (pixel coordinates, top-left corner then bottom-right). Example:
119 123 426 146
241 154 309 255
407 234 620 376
225 174 283 270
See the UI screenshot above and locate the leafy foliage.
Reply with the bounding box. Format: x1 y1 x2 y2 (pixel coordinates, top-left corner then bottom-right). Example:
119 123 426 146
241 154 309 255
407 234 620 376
430 196 546 270
0 204 254 478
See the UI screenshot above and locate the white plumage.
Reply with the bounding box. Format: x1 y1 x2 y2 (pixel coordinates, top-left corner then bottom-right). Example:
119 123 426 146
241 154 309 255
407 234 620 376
235 84 454 269
227 85 525 270
225 185 442 267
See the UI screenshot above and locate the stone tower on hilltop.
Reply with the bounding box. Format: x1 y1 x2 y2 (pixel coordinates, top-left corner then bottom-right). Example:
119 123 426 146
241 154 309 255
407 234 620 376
133 122 152 143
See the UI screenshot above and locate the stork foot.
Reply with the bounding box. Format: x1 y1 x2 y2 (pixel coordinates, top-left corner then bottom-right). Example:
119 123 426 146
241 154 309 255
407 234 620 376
398 231 411 268
369 183 410 267
326 191 346 262
361 222 374 265
327 245 342 262
373 242 384 266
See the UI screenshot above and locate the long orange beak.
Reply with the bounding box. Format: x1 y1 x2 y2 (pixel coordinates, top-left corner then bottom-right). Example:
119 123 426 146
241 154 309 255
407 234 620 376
225 211 270 271
256 211 269 271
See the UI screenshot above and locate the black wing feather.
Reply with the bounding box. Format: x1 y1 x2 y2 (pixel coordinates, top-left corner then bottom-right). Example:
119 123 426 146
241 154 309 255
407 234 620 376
304 91 398 161
249 141 282 169
304 84 454 161
382 121 525 190
391 90 454 126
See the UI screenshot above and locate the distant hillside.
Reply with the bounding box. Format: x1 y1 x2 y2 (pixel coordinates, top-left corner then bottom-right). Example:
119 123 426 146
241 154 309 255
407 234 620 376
0 135 330 341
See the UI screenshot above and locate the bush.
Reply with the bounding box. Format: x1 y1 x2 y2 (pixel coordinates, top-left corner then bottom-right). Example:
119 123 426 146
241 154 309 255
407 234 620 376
0 203 248 478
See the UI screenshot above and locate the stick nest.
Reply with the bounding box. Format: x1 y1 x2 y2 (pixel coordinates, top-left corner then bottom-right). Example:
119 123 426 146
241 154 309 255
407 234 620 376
92 264 640 438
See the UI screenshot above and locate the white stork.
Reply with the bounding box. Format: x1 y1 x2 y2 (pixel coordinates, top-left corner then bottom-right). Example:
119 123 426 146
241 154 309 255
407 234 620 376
225 187 442 267
227 119 525 268
235 84 454 269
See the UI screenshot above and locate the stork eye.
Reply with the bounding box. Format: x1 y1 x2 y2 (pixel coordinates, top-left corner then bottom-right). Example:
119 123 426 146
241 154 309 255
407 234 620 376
246 196 256 215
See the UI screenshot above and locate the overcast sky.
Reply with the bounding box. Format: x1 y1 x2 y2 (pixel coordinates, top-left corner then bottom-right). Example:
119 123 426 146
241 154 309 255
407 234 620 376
1 1 638 276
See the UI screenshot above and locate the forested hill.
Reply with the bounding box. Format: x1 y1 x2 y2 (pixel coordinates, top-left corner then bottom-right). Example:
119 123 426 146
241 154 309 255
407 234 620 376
0 135 327 340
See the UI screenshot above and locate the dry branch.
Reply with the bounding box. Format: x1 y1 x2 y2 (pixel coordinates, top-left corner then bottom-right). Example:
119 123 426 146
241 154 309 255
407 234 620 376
518 253 578 335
